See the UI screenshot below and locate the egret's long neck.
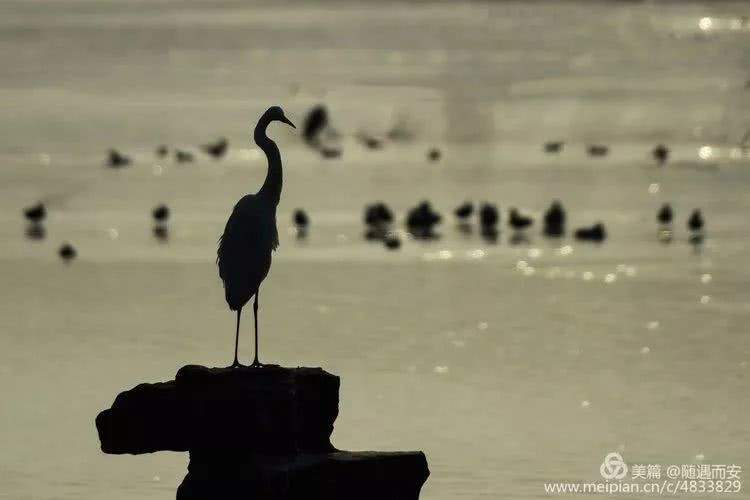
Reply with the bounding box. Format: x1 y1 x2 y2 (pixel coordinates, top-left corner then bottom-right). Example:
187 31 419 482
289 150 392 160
255 120 282 206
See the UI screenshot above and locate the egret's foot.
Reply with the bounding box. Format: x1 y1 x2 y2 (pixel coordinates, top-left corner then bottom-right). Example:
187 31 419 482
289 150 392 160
229 361 245 369
249 360 264 368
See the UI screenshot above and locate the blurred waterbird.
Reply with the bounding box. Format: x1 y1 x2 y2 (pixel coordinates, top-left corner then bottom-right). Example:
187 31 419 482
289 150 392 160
406 201 442 239
59 243 76 262
175 150 195 163
687 209 705 249
575 223 607 242
23 202 47 240
657 203 673 243
293 209 310 238
543 200 565 237
217 106 296 368
479 203 499 242
202 137 229 159
152 204 170 241
544 141 564 154
587 145 609 157
107 149 131 168
427 148 442 162
653 144 669 165
364 202 394 241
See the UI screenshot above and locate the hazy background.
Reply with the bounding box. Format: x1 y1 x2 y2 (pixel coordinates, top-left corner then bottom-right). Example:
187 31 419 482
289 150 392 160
1 1 749 498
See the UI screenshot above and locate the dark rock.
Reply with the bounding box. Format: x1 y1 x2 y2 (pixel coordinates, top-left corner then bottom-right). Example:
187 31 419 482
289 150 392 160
178 450 428 500
96 365 339 455
454 201 473 220
508 208 533 230
96 364 430 499
544 141 564 153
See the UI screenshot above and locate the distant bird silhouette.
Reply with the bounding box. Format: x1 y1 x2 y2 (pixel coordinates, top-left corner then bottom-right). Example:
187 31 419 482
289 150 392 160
406 201 441 239
175 150 194 163
657 203 673 243
202 138 229 159
543 200 565 237
156 145 169 158
544 141 564 154
152 204 170 241
479 203 499 242
107 149 131 168
59 243 76 262
657 203 673 225
575 223 606 242
152 204 170 223
427 148 441 162
23 203 47 240
587 145 609 157
320 146 342 159
358 133 383 150
687 209 704 232
454 201 474 221
293 209 309 238
24 203 46 224
217 106 295 368
479 203 499 229
384 234 401 250
302 105 329 147
509 208 533 230
653 144 669 165
364 202 394 240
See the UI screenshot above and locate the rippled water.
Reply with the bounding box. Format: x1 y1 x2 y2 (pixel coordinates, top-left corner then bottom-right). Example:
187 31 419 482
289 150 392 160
1 1 750 499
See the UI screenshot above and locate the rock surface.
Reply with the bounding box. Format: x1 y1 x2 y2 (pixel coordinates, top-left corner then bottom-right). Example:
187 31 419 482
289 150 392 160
178 451 429 500
96 364 339 455
96 364 430 499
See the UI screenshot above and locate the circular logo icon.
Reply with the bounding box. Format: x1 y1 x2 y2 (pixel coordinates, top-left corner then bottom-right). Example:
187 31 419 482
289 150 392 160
600 452 629 480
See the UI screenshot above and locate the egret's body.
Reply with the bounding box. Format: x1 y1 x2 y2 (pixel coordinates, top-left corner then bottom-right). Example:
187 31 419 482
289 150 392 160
217 106 295 367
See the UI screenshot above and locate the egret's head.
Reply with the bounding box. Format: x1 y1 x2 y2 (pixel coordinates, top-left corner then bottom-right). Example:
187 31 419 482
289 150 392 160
263 106 296 129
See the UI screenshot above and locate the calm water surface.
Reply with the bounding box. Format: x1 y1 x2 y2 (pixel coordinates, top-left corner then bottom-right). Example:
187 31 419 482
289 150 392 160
1 1 749 499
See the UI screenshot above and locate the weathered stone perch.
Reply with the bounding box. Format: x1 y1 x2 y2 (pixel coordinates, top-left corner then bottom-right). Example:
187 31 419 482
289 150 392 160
96 365 429 499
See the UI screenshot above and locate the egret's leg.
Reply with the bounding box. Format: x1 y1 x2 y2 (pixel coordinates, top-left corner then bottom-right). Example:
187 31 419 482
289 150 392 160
231 308 242 368
252 291 261 367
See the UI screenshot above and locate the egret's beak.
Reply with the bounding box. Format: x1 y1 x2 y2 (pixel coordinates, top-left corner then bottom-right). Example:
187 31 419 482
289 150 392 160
280 116 296 129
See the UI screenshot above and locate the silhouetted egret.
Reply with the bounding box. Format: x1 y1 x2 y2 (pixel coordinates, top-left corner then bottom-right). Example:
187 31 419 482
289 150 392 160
202 138 229 159
587 145 609 157
293 208 309 238
427 148 441 162
653 144 669 165
59 243 76 262
217 106 295 368
575 223 606 242
107 149 131 168
543 200 565 237
544 141 564 154
175 150 194 163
